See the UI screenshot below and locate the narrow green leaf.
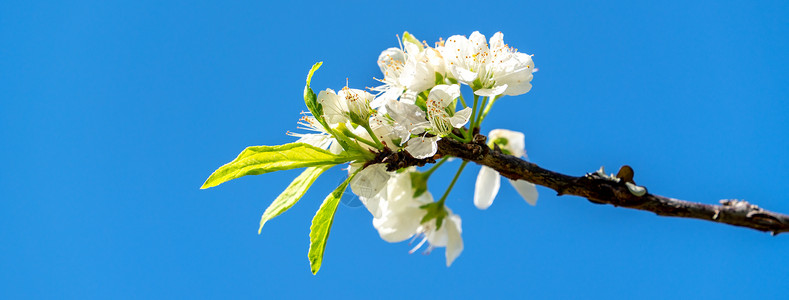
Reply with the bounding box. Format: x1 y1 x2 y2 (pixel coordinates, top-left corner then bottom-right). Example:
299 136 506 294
308 176 351 275
201 143 354 189
415 90 428 112
304 62 323 119
258 165 331 234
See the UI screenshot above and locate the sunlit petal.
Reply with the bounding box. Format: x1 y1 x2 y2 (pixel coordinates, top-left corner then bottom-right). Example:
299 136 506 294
474 166 501 209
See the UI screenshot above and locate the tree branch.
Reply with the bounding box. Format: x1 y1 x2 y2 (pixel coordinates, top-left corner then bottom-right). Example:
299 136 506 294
432 135 789 235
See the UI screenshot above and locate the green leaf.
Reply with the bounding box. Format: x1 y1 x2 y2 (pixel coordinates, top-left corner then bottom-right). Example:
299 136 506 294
258 165 331 234
304 62 324 120
434 72 444 85
419 202 447 230
410 171 428 198
201 143 355 189
308 176 352 275
415 90 428 112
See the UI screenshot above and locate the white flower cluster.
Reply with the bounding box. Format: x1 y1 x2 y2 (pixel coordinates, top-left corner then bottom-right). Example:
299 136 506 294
289 31 537 267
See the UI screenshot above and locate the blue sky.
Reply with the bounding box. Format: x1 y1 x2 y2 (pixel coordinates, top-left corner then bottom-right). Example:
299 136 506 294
2 0 788 298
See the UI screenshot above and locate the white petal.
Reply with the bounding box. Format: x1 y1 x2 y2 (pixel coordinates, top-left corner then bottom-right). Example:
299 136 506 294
317 89 347 124
384 171 414 210
504 81 532 96
401 58 434 94
474 166 501 210
359 195 383 218
425 47 446 75
454 66 478 83
400 90 418 104
328 141 343 154
449 107 472 128
489 32 505 50
474 84 508 97
294 133 331 150
444 214 463 267
404 41 422 55
378 47 405 76
443 35 468 66
371 86 403 109
468 31 488 53
496 53 534 96
404 136 439 159
373 206 423 243
508 179 538 206
350 164 391 198
428 84 460 108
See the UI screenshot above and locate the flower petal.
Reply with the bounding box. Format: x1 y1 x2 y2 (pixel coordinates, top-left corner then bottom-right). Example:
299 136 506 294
454 66 478 83
378 47 405 76
444 214 463 267
508 179 538 206
373 206 424 243
401 58 434 94
468 31 488 54
496 53 534 96
294 133 332 150
428 84 461 108
474 84 508 97
489 32 505 50
449 107 472 128
350 164 390 198
404 136 439 159
317 89 347 124
359 194 383 218
474 166 501 210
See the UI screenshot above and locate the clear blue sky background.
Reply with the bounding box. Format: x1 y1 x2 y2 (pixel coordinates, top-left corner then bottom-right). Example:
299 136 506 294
2 0 788 298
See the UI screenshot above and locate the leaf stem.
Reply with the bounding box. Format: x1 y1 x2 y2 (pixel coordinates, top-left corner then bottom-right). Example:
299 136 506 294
449 132 465 142
478 95 499 125
458 92 468 108
423 157 449 177
474 96 489 130
466 94 480 141
362 124 384 149
343 128 380 149
437 161 468 206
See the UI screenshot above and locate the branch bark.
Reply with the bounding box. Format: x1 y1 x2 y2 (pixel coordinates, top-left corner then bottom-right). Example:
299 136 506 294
431 135 789 235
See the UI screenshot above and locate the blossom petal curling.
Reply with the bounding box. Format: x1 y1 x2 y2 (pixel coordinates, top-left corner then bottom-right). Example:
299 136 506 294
509 179 538 206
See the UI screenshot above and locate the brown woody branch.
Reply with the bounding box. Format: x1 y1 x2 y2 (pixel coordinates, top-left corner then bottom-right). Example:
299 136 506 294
427 134 789 235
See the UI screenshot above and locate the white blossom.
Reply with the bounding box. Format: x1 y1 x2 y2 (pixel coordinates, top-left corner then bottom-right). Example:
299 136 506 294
359 169 464 266
372 47 407 106
371 33 445 107
426 84 471 136
318 87 375 125
413 211 463 267
403 84 471 159
474 129 538 209
382 99 430 146
443 31 535 97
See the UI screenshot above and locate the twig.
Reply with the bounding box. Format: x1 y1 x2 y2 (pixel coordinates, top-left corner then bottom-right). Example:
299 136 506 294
432 135 789 235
